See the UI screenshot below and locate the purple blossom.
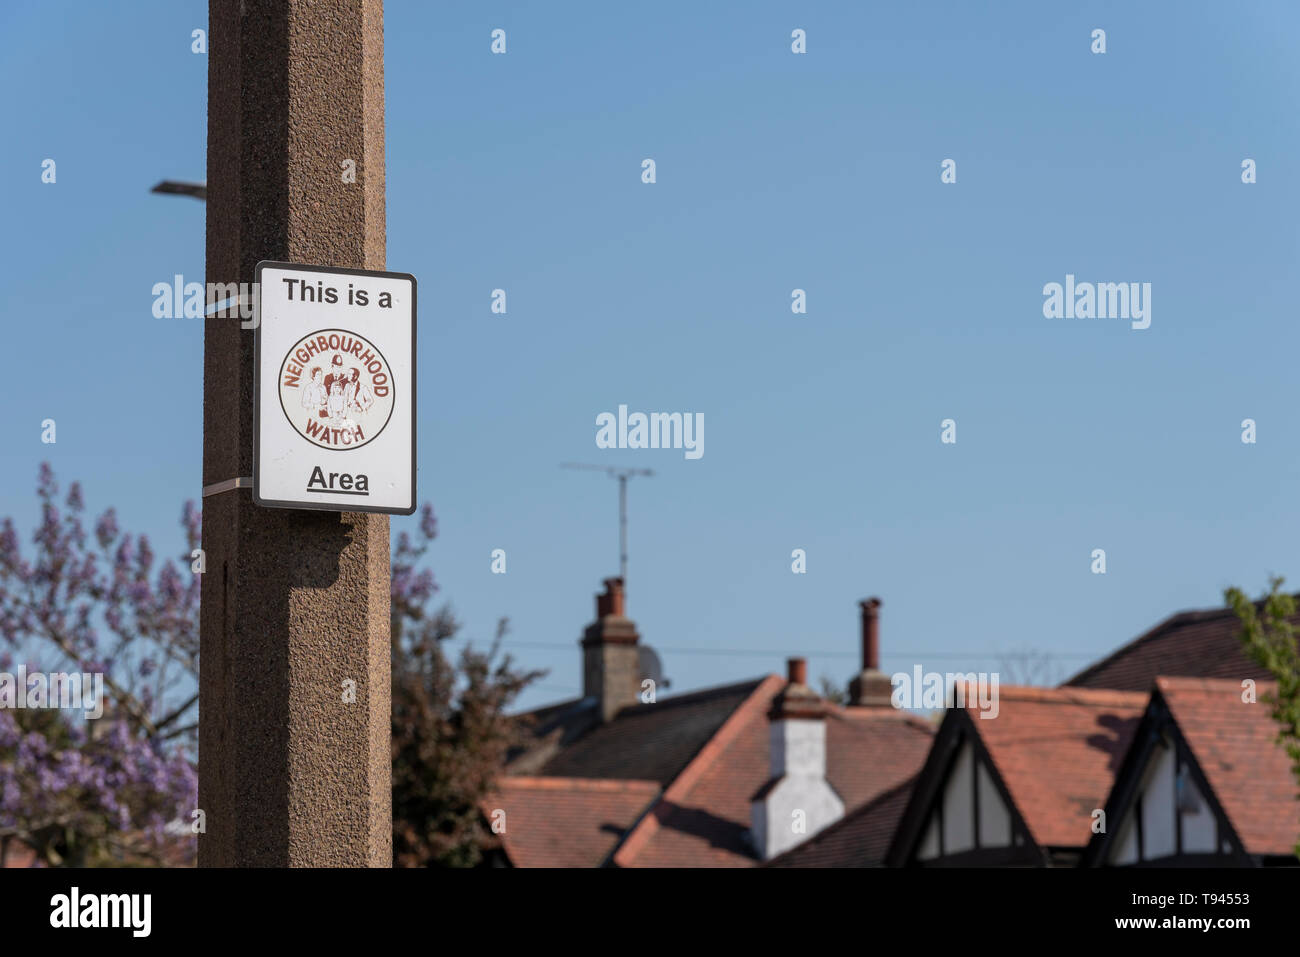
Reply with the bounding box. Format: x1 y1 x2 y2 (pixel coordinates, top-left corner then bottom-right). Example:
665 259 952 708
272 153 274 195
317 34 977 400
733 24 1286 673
419 504 437 541
95 510 119 550
2 463 432 867
1 465 202 866
37 463 56 500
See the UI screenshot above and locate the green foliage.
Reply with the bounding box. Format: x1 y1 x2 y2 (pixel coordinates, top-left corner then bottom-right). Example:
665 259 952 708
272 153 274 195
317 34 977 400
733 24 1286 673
388 509 546 867
391 611 544 867
818 675 847 706
1225 576 1300 857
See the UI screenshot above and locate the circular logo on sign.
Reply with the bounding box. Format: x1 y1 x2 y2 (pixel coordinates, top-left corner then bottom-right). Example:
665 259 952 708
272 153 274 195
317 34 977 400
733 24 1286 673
279 329 395 450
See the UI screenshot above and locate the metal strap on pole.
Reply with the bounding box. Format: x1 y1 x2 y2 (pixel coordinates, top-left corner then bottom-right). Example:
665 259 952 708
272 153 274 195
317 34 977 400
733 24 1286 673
202 476 253 497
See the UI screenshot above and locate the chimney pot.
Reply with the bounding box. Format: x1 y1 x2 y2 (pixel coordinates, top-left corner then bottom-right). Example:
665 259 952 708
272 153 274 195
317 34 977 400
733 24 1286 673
848 597 893 707
859 597 882 671
597 577 625 618
787 657 807 686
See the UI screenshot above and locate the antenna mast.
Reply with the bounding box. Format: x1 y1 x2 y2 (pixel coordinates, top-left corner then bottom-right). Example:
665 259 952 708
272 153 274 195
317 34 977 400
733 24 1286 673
561 463 655 602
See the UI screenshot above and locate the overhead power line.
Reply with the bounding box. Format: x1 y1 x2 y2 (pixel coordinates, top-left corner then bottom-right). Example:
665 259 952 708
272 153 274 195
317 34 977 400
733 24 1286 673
452 637 1101 660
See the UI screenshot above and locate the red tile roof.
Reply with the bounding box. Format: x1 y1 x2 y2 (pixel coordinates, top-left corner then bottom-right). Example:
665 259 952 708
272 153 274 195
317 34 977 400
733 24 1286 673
0 839 38 868
969 685 1146 849
483 776 660 868
612 676 934 867
0 834 191 867
765 775 917 868
1156 676 1300 857
1066 604 1294 692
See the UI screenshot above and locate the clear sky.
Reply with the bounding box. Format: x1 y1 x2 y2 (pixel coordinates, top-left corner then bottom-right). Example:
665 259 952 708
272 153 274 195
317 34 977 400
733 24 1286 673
4 1 1299 710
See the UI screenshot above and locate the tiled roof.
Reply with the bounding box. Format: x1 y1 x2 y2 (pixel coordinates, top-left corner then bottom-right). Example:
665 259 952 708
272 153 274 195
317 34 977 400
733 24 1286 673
971 685 1146 849
483 777 660 868
515 679 768 786
1 840 38 867
1157 676 1300 857
613 676 934 867
765 775 917 868
0 834 192 867
1065 604 1295 692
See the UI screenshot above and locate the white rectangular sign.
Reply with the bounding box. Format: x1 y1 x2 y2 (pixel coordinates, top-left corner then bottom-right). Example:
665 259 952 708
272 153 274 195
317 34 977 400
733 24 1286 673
254 261 416 514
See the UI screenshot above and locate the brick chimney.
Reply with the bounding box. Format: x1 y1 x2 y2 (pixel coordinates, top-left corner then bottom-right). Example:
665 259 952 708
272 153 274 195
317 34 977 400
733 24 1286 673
581 578 641 722
848 597 894 707
749 657 845 861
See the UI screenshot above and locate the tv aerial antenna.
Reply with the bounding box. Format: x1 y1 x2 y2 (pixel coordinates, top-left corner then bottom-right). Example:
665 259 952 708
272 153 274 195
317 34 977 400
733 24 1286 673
560 463 654 604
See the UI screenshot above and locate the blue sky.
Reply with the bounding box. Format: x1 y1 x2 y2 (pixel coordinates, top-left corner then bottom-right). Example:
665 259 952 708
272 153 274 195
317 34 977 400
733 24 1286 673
3 1 1299 710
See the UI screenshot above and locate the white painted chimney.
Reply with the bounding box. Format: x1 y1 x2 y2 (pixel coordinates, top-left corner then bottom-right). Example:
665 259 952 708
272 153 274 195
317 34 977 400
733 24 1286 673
749 658 845 861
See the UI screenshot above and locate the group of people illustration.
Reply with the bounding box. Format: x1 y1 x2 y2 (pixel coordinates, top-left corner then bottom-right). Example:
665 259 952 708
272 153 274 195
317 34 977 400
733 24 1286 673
299 354 376 426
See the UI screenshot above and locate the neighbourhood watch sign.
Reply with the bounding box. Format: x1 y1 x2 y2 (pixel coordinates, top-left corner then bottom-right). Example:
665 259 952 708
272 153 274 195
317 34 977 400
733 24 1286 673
254 261 417 514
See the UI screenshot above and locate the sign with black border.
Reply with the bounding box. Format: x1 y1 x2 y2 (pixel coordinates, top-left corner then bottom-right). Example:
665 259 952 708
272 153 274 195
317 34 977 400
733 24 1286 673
253 261 417 515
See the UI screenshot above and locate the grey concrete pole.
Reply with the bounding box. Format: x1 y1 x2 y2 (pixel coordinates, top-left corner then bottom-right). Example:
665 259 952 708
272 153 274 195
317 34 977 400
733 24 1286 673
198 0 392 867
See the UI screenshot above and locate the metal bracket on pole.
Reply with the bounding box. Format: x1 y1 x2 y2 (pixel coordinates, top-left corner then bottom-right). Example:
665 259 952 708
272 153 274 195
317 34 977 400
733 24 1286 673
202 476 254 497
